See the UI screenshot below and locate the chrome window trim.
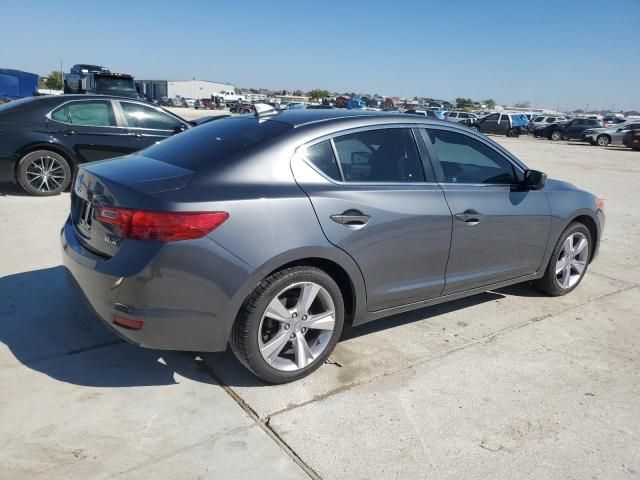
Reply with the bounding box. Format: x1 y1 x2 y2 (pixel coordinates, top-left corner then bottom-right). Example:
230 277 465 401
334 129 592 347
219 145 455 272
294 123 439 187
45 98 120 128
46 98 187 132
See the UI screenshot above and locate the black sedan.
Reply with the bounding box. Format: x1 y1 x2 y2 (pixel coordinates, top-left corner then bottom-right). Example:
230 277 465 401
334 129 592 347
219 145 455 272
543 118 603 141
0 95 191 195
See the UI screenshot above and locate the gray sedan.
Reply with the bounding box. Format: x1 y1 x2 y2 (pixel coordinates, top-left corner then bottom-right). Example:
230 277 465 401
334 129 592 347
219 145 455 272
61 110 605 383
582 121 640 146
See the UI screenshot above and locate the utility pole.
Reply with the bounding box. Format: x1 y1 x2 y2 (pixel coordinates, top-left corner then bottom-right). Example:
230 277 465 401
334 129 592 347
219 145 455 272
60 59 63 91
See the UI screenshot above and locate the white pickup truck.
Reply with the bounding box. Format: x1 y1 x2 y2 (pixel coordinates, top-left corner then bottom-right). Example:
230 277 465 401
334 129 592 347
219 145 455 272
216 90 244 103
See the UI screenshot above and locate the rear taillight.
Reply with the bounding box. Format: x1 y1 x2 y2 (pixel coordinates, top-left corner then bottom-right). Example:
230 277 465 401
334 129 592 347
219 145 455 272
97 206 229 242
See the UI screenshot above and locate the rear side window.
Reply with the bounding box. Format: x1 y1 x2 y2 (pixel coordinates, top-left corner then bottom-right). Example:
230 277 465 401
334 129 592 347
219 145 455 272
143 117 292 170
426 129 516 184
333 128 425 183
303 140 341 181
51 101 116 127
534 116 544 122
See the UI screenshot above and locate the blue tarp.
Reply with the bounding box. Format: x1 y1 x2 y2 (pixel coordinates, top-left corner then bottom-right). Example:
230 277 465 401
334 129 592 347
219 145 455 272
510 114 529 128
0 69 38 100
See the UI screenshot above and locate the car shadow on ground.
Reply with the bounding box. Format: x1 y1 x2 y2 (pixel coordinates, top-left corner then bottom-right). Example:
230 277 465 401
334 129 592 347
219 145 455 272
0 266 219 388
0 183 30 197
0 266 546 389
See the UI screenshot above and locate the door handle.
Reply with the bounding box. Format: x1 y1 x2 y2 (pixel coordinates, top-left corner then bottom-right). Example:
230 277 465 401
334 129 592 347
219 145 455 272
454 209 483 225
61 129 75 136
330 209 370 229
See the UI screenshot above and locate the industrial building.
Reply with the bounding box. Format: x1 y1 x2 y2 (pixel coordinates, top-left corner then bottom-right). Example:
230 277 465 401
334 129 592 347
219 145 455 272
135 79 236 101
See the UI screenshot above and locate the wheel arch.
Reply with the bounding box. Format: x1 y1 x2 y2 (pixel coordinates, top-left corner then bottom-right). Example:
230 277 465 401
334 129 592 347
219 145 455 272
224 247 367 347
15 143 76 177
570 213 598 260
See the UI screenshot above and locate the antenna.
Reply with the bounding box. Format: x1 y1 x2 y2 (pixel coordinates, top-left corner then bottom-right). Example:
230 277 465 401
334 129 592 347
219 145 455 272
254 103 280 118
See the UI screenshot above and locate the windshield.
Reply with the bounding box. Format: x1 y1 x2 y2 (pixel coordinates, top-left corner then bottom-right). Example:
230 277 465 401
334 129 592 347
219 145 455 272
95 77 136 92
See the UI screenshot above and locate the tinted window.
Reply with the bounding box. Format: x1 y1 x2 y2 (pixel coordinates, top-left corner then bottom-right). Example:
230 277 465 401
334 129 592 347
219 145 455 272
303 140 341 181
459 113 469 119
546 117 556 123
586 120 597 126
448 113 457 118
499 115 509 124
121 102 182 130
51 101 116 127
484 113 499 122
534 116 545 122
143 117 292 170
333 128 424 183
629 124 640 130
427 129 516 184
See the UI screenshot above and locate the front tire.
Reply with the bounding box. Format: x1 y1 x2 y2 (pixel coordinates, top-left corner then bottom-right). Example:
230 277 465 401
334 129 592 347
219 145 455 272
508 128 520 138
550 131 562 141
534 222 592 296
17 150 71 196
230 266 345 384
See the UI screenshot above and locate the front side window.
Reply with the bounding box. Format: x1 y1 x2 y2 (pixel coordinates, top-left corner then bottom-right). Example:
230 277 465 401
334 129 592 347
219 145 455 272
426 129 516 185
302 140 341 181
121 102 182 130
51 101 116 127
484 113 499 122
333 128 425 183
534 116 545 122
499 115 510 124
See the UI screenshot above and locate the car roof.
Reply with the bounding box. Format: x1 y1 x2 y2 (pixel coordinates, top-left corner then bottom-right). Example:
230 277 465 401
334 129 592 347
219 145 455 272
268 109 428 128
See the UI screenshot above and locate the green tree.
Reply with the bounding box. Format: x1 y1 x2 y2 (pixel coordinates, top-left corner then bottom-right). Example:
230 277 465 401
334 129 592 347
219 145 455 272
45 70 63 90
309 89 330 101
483 98 496 109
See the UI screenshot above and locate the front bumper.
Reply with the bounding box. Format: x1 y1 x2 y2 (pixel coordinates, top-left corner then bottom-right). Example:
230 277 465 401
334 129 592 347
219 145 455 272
61 217 253 352
593 209 605 260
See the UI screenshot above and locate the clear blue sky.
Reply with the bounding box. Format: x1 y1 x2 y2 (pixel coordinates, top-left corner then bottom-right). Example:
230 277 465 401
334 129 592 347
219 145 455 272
3 0 639 111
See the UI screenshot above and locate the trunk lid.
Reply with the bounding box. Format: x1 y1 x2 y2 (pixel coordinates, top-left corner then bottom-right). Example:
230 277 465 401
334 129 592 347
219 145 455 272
71 154 194 257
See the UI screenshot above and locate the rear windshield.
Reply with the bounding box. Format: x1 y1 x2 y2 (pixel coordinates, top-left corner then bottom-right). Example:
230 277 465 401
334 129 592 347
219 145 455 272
142 116 293 170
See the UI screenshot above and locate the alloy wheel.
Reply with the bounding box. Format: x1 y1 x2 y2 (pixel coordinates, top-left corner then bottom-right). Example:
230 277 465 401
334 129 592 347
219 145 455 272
555 232 589 289
551 131 562 141
258 281 336 371
597 135 610 146
25 155 67 193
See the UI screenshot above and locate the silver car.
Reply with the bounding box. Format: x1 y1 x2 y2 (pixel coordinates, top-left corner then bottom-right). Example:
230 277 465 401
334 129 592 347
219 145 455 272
61 109 605 383
581 122 640 146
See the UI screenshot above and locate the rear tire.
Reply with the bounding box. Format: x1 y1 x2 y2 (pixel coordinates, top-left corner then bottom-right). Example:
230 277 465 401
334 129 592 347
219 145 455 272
596 134 610 146
533 222 592 296
508 128 520 138
17 150 71 196
230 266 344 384
550 130 562 141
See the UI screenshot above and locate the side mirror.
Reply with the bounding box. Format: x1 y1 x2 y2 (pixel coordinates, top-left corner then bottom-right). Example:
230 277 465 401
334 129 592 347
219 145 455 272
523 169 547 190
173 124 188 134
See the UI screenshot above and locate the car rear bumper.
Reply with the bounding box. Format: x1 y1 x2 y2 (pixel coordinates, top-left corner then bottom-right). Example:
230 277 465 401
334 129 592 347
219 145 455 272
61 216 254 352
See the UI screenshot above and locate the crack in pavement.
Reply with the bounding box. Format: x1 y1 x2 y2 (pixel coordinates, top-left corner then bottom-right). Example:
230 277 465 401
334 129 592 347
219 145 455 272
264 283 639 420
195 357 323 480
